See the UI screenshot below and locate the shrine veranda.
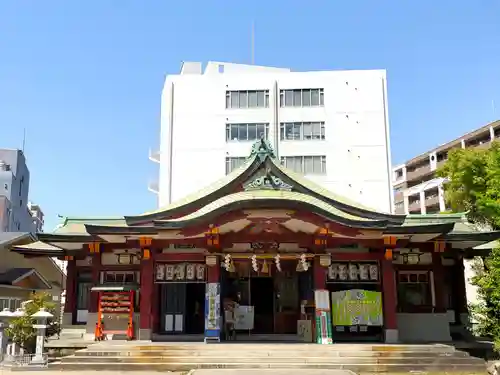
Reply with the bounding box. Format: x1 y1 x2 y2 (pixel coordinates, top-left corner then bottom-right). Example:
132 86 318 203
9 139 499 343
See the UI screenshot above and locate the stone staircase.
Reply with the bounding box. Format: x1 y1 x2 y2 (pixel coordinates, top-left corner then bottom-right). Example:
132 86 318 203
53 342 488 372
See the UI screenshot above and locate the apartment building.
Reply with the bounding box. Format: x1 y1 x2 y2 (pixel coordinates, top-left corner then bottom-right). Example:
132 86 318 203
0 149 44 233
392 119 500 215
28 202 44 232
150 61 393 213
0 149 33 232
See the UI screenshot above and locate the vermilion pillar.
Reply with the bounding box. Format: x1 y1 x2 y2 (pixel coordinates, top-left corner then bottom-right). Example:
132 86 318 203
314 257 326 290
139 255 154 340
432 252 446 313
64 258 76 324
381 258 398 343
90 251 101 313
207 257 220 283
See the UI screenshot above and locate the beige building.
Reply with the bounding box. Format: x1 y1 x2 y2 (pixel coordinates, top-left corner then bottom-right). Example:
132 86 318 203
0 232 65 317
392 119 500 215
392 119 500 312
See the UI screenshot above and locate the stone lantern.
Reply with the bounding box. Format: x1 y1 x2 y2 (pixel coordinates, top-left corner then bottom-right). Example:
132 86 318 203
30 308 53 365
0 308 13 357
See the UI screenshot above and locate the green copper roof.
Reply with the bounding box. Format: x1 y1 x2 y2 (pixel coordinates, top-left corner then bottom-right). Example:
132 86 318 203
155 190 383 227
402 213 467 226
27 139 499 249
50 217 127 236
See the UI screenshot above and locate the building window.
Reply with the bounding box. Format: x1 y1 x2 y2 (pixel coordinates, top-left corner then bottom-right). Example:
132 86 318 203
280 89 324 108
280 122 325 141
226 123 269 142
280 156 326 175
225 157 247 174
101 271 139 284
226 90 270 109
397 271 432 312
0 297 21 311
19 176 24 197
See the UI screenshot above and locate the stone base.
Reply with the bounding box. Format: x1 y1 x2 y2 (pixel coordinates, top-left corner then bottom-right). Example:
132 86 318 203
460 313 470 326
138 328 152 340
384 328 399 343
62 312 73 326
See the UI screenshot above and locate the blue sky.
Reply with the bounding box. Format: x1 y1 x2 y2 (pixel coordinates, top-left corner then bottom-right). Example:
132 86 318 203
1 1 499 231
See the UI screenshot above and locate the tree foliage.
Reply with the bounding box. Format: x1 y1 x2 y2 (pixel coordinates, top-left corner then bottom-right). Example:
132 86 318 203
437 142 500 347
437 142 500 229
5 292 60 353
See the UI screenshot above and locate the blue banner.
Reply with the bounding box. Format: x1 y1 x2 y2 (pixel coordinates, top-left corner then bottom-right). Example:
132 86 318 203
204 282 221 341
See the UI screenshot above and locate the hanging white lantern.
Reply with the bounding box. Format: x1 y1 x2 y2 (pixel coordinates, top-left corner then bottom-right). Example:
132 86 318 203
275 254 282 272
251 255 259 272
224 254 232 271
300 254 309 271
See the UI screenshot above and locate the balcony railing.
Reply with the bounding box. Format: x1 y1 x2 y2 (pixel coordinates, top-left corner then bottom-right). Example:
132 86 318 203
474 141 492 150
149 149 161 163
406 164 432 181
394 205 405 215
408 200 421 213
148 181 159 194
394 191 404 203
425 194 439 208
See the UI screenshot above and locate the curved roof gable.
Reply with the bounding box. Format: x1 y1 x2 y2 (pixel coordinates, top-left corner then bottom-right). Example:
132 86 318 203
125 139 403 225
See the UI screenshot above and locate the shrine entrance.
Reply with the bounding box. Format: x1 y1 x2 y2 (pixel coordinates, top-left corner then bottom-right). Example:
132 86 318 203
221 258 306 338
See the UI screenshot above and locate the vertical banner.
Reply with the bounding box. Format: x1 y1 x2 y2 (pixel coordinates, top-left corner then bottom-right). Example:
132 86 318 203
204 282 221 342
314 289 332 344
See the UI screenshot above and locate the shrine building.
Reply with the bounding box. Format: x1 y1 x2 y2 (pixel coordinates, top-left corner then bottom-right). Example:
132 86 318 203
8 139 499 344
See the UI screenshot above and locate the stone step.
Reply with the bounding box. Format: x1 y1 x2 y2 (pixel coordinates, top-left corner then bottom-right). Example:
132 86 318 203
72 349 471 358
60 355 485 365
84 343 458 352
52 361 487 372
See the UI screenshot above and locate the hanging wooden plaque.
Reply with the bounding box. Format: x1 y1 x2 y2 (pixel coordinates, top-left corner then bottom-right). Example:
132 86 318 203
186 264 196 280
196 264 206 280
156 264 165 281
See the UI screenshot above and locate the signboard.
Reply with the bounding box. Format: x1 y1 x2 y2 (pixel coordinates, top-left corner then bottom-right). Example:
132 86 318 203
233 305 254 330
315 310 333 344
204 282 221 341
314 289 332 344
331 289 383 327
327 262 379 282
297 320 313 342
155 263 205 282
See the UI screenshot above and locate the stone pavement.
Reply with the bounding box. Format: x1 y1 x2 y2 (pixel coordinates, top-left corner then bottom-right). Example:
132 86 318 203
189 370 356 375
0 370 356 375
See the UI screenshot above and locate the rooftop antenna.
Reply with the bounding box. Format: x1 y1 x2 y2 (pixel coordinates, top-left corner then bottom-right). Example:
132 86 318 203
22 128 26 153
251 20 255 65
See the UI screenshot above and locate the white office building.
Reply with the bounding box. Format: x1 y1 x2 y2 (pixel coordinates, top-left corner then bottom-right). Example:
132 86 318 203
150 61 393 213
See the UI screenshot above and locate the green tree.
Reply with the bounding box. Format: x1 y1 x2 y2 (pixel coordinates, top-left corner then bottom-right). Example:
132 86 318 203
438 142 500 229
437 142 500 349
5 292 60 353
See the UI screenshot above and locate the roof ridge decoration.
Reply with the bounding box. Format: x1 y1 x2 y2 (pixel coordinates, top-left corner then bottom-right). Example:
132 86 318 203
243 169 293 192
248 137 276 160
